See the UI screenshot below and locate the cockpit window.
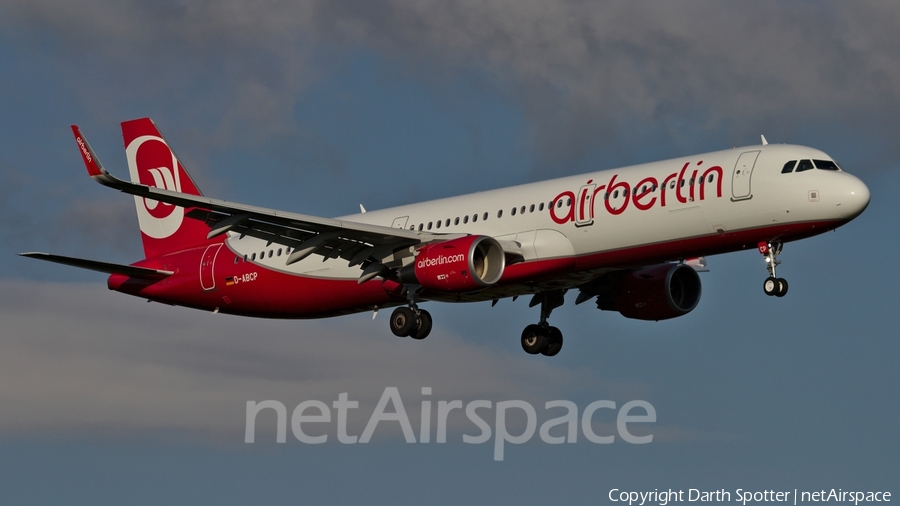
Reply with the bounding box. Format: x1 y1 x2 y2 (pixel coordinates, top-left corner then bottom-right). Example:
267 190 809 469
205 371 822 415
795 159 814 172
813 159 840 171
781 160 797 173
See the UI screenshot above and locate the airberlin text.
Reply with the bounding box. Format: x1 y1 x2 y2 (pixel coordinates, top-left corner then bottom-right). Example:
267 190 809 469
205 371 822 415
245 387 656 461
551 160 723 226
417 254 465 268
76 136 92 163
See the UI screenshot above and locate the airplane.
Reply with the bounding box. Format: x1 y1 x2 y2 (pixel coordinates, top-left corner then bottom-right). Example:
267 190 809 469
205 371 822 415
21 118 870 356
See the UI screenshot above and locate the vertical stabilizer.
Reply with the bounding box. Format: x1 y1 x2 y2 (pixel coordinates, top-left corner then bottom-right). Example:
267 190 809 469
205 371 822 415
122 118 213 259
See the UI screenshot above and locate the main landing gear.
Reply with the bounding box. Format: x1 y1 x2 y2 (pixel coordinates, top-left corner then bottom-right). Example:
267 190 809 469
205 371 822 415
389 285 432 340
389 307 432 339
759 241 788 297
521 290 565 357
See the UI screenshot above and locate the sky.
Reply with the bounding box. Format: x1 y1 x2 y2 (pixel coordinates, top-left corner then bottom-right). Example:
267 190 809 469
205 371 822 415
0 1 898 504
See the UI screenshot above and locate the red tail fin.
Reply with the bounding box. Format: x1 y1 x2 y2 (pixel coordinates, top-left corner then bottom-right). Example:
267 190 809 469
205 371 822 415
122 118 214 259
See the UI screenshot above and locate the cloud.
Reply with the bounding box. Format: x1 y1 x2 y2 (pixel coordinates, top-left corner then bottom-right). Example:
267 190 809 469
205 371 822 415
0 279 640 440
5 0 900 176
2 1 896 273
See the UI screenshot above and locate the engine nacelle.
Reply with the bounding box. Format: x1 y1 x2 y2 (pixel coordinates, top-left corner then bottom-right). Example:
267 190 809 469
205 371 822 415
401 235 505 293
614 263 702 321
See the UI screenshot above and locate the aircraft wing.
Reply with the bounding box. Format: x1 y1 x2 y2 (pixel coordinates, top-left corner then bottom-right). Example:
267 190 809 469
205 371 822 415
72 126 457 271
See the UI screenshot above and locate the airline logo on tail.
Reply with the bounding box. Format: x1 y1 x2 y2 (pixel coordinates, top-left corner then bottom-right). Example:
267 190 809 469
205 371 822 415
125 134 185 239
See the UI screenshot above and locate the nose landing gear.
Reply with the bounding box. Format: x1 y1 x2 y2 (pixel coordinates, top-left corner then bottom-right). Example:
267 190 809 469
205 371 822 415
759 241 788 297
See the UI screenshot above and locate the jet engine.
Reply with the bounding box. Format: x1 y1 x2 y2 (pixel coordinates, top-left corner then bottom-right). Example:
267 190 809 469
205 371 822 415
400 235 505 293
612 263 702 321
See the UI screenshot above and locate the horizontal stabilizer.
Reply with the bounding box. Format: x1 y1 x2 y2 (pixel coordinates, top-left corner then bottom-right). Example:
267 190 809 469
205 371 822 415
19 252 173 279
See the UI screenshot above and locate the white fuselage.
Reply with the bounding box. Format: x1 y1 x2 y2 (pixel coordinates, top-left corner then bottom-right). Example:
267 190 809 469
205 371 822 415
225 143 868 301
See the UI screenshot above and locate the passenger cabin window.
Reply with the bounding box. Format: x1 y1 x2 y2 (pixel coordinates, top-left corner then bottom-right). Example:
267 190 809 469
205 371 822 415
483 212 488 221
814 159 840 171
782 160 797 173
463 215 469 224
472 214 478 222
497 210 503 218
511 207 517 216
796 159 814 172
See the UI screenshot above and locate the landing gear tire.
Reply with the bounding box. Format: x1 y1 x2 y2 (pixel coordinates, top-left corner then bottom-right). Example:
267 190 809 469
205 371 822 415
521 324 549 355
390 307 417 337
775 278 789 297
541 326 563 357
763 276 779 296
760 241 789 298
409 310 432 340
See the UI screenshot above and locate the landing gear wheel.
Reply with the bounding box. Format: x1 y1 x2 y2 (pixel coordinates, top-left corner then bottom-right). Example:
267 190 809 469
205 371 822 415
775 278 789 297
521 324 549 355
760 241 789 298
390 307 417 337
763 276 779 296
409 310 432 340
541 326 563 357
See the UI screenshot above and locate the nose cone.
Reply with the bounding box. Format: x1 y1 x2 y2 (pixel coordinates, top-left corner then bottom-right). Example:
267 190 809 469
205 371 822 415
841 174 870 220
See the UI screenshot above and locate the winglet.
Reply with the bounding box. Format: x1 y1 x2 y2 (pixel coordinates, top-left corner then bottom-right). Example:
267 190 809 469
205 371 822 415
71 125 126 189
761 135 768 146
71 125 107 177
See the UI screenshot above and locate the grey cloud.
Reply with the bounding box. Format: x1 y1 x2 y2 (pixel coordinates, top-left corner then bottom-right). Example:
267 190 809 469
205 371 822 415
48 198 142 258
0 165 33 245
0 279 629 439
5 1 899 176
0 179 141 260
